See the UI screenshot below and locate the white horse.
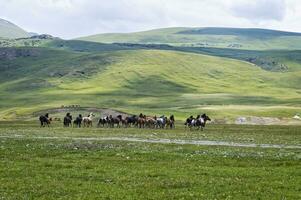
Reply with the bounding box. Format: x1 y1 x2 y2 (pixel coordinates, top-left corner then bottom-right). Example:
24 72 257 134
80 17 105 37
156 115 166 129
83 112 95 127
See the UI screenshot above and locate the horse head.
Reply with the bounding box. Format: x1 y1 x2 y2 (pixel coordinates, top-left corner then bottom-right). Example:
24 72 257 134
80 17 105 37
87 112 95 118
201 114 211 122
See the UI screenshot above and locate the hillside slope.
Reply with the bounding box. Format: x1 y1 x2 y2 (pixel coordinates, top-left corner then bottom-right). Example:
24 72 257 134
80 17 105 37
78 27 301 50
0 18 30 39
0 47 300 120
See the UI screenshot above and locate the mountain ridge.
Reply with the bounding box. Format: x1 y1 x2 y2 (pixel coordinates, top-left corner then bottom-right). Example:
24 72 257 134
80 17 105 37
0 18 30 39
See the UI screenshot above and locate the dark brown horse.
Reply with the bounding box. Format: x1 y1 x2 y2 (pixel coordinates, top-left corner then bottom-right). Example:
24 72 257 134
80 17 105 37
63 113 72 127
39 113 52 127
166 115 175 129
73 114 82 128
109 115 123 128
137 113 146 128
124 115 138 128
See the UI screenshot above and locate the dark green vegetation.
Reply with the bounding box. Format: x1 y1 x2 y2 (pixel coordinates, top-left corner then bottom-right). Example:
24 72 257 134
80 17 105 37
0 122 300 199
0 18 30 39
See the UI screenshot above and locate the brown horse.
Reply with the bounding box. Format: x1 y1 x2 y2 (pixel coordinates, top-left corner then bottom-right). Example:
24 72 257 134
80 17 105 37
145 116 156 129
166 115 175 129
137 113 146 128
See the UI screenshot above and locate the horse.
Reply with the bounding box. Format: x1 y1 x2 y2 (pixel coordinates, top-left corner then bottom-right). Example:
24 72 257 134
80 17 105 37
184 115 195 129
73 114 83 128
39 113 52 127
109 115 123 128
137 113 146 128
195 114 211 131
156 115 167 129
166 115 175 129
98 116 109 128
83 113 95 127
124 115 138 128
63 113 72 127
145 116 156 129
185 114 211 131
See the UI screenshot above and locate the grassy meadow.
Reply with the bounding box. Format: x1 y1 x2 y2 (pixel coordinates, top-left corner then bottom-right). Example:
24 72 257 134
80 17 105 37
0 122 300 199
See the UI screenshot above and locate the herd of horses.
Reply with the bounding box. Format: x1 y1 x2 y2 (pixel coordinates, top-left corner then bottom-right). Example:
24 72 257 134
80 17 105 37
39 112 211 130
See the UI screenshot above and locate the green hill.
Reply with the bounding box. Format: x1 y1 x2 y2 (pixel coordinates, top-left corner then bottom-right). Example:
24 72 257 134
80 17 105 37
0 18 30 39
78 27 301 50
1 25 301 121
0 46 300 120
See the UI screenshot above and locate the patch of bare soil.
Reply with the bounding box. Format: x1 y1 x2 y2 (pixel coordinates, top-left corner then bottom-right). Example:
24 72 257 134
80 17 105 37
235 116 281 125
0 135 300 149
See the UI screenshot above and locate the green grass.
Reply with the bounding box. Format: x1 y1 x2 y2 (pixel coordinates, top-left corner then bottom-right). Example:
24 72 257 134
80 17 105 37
1 47 301 120
0 123 300 199
77 27 301 50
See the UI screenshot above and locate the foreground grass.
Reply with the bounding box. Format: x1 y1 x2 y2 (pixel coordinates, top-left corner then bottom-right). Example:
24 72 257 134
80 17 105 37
0 122 300 199
0 137 300 199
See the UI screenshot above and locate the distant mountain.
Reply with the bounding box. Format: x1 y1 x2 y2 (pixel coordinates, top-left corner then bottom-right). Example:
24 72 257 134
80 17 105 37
77 27 301 50
177 27 301 38
28 32 39 37
0 18 30 39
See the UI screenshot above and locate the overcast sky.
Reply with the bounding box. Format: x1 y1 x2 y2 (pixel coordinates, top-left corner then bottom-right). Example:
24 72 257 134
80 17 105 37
1 0 301 39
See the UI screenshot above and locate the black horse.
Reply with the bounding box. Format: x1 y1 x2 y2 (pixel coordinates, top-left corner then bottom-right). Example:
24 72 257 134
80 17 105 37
63 113 72 127
195 114 211 131
184 115 194 128
125 115 138 127
98 116 109 127
185 114 211 130
168 115 175 129
73 114 82 128
39 113 51 127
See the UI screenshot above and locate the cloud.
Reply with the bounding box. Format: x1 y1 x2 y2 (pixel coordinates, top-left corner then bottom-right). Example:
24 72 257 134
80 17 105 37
229 0 286 22
0 0 300 39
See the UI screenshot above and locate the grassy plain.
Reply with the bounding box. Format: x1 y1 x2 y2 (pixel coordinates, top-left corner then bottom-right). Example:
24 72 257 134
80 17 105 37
0 122 300 199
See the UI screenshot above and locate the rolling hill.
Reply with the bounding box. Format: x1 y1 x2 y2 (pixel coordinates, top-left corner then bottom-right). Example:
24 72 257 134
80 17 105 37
0 22 301 122
0 46 300 120
0 18 30 39
78 27 301 50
